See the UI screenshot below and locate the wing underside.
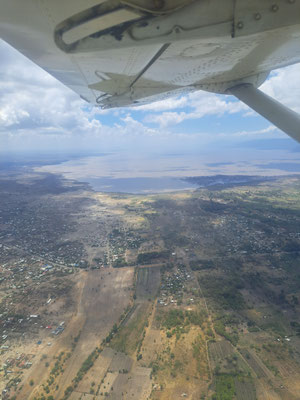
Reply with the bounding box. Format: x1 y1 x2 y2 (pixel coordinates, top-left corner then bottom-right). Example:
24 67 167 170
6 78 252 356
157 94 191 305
1 0 300 106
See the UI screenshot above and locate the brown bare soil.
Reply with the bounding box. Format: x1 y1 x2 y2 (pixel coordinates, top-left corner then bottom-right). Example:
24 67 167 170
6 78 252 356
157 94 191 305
16 267 134 399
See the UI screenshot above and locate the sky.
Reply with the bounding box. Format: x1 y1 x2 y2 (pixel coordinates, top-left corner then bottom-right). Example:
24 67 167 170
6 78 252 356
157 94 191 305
0 38 300 159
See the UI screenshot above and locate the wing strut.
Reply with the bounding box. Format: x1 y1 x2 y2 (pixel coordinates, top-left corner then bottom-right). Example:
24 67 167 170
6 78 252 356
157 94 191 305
228 84 300 143
129 43 170 88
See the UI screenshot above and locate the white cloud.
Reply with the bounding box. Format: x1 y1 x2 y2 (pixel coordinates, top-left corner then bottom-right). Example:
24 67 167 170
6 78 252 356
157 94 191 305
0 40 114 141
144 92 249 127
140 63 300 128
260 63 300 113
134 96 188 112
230 125 283 138
119 114 158 136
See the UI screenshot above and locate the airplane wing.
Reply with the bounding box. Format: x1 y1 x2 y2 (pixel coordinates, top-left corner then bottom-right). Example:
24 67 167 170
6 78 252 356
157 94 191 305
0 0 300 140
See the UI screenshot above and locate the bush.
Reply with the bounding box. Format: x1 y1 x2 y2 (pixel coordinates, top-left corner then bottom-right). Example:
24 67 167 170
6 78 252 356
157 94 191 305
64 386 73 396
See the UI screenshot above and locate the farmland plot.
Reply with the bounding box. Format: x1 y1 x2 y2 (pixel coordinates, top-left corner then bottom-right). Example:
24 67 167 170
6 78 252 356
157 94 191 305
136 267 161 300
235 378 256 400
240 349 273 379
209 340 234 367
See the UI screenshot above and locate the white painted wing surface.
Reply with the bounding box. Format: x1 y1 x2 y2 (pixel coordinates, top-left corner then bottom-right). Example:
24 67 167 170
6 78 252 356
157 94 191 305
0 0 300 137
0 0 300 106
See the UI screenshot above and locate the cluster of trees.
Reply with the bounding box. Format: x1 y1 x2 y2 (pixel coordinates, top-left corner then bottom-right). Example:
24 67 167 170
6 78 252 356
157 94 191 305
200 276 246 311
291 320 300 336
190 259 215 271
137 250 170 264
112 257 128 268
214 316 239 346
160 309 208 331
212 374 236 400
105 323 118 343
